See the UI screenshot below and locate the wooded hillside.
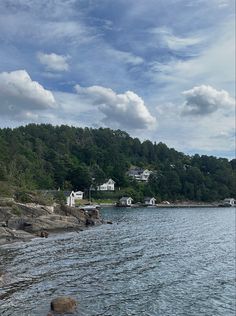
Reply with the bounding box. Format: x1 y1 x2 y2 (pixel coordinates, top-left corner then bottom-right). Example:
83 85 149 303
0 124 235 202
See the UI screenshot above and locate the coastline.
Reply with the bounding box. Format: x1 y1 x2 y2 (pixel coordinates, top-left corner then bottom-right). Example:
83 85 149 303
101 202 219 208
0 202 103 247
0 201 230 246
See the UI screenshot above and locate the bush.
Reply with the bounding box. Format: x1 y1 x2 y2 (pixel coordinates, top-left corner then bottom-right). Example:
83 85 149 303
12 204 22 216
14 190 54 205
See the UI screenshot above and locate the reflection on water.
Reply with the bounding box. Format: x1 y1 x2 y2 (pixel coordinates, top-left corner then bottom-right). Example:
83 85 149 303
0 207 235 316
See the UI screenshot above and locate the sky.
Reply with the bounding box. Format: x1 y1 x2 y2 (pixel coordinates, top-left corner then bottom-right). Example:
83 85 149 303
0 0 235 158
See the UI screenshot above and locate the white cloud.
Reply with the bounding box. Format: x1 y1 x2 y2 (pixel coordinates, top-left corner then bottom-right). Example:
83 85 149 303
0 10 94 47
151 84 235 156
0 70 56 120
216 0 231 7
53 91 102 127
75 85 157 129
182 85 235 115
37 52 69 72
151 102 235 156
106 48 144 65
149 20 235 95
150 27 202 50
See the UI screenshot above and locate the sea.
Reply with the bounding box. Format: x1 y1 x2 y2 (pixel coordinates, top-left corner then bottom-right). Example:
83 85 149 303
0 207 235 316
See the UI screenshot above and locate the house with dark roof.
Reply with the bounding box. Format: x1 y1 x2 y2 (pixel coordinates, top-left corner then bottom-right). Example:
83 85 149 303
127 166 152 182
119 197 133 207
144 197 156 206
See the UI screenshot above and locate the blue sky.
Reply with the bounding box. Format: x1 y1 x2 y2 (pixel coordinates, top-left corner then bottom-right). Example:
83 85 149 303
0 0 235 158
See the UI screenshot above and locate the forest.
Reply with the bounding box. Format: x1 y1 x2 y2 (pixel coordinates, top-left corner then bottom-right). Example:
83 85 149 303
0 124 235 202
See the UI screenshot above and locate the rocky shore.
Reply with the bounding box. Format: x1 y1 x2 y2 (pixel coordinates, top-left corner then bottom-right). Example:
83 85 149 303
0 202 103 245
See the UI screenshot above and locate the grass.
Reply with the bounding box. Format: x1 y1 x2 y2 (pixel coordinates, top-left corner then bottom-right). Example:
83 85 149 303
0 181 15 198
91 199 115 204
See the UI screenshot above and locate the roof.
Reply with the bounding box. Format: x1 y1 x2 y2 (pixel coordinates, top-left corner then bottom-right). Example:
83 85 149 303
119 196 133 201
63 191 72 197
100 179 115 185
107 178 115 183
144 197 156 201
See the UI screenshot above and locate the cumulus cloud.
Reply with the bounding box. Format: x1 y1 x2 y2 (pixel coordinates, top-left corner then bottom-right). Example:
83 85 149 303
182 85 235 115
75 85 156 129
37 52 69 72
0 70 56 120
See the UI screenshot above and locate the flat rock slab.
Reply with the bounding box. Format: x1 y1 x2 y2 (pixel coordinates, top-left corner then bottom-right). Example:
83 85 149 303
0 227 33 245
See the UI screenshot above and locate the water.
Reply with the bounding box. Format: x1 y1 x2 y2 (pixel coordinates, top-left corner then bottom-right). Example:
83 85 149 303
0 207 235 316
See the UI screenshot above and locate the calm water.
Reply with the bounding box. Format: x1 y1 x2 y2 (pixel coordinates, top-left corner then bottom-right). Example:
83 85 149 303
0 207 235 316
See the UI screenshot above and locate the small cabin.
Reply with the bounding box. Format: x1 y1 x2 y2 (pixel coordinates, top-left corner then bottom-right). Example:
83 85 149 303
65 190 84 207
144 197 156 206
119 197 133 207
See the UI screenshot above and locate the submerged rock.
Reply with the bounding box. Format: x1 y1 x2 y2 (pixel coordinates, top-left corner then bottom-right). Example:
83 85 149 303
50 296 77 314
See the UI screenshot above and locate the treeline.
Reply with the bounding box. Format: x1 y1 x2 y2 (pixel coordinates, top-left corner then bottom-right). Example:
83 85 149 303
0 124 235 202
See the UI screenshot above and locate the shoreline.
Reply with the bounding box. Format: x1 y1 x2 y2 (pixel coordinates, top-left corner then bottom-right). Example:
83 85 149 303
0 203 103 247
0 202 232 247
101 203 220 208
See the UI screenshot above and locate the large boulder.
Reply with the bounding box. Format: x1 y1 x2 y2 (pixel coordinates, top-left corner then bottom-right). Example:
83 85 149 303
23 215 80 233
55 205 102 224
50 296 77 314
7 217 27 230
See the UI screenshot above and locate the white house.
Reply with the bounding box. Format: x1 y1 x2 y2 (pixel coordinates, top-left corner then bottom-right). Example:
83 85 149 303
127 166 152 182
144 197 156 206
65 191 84 207
97 179 115 191
141 169 152 181
119 197 133 207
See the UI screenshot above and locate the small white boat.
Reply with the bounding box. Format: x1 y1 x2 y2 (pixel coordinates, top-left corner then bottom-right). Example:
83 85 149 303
80 204 101 211
218 198 235 207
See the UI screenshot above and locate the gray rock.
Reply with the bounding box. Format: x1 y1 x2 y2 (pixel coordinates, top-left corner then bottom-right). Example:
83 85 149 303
0 227 33 244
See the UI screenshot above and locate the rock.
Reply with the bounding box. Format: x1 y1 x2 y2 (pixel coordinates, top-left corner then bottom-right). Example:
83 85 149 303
0 227 13 244
85 218 95 226
51 296 77 314
0 207 14 222
23 215 80 233
40 230 49 238
0 202 103 245
7 217 26 230
107 221 113 224
0 227 33 245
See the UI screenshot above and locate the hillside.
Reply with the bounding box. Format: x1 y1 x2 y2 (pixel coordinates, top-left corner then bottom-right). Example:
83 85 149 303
0 124 235 202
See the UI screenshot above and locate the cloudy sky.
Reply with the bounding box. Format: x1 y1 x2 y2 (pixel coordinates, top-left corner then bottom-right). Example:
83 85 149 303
0 0 235 158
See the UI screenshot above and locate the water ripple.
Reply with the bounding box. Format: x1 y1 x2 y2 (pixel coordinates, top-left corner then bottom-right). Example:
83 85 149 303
0 207 235 316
